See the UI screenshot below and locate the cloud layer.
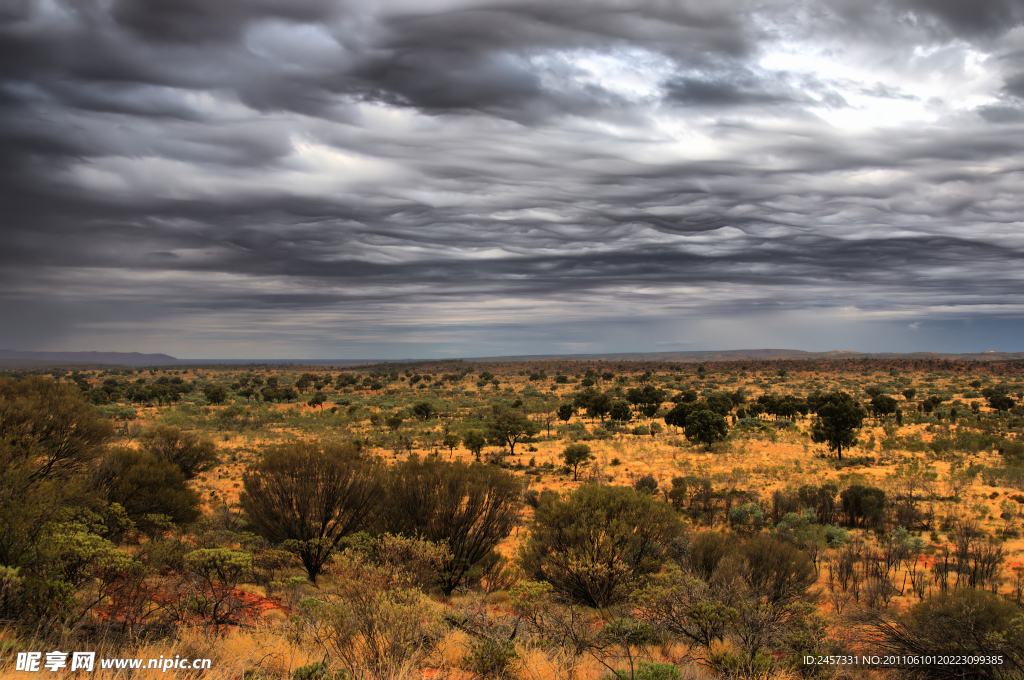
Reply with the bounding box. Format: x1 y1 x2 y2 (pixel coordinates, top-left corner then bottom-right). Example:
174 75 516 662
2 0 1023 358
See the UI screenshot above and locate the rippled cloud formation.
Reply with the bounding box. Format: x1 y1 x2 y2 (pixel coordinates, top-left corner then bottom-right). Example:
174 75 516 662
2 0 1023 358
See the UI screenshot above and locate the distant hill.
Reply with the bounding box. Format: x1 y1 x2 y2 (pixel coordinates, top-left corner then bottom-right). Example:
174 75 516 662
2 348 1021 369
466 349 1024 363
0 350 179 367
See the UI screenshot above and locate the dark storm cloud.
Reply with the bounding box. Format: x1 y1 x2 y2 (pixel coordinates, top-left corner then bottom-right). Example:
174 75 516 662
1004 70 1024 98
1 0 1024 357
110 0 338 43
896 0 1024 37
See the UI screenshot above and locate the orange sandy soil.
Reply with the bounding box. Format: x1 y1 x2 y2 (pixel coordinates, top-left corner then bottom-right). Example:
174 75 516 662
48 364 1023 678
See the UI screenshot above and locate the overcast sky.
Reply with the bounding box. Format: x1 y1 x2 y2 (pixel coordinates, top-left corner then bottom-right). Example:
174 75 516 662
2 0 1023 359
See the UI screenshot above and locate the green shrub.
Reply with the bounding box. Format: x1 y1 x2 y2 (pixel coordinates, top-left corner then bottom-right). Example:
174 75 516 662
138 425 219 479
461 638 517 678
601 661 682 680
96 447 201 532
292 662 350 680
520 484 682 606
871 588 1024 679
729 502 766 533
310 556 445 677
633 474 659 494
839 484 887 528
709 648 773 680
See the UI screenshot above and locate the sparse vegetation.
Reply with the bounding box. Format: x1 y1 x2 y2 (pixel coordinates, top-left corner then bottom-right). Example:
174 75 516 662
2 358 1024 678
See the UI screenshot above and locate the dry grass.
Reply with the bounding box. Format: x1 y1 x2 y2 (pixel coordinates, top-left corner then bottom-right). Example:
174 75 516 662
21 363 1023 678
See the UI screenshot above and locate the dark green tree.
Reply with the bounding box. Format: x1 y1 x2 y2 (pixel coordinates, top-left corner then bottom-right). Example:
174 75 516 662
462 430 486 460
557 403 575 423
684 409 728 449
96 447 201 532
810 391 866 460
664 402 692 430
988 393 1015 412
626 385 666 415
442 432 461 458
307 391 326 410
295 374 313 393
864 385 885 399
586 392 612 422
704 393 733 417
870 394 898 419
241 441 383 583
609 400 633 425
203 384 228 404
381 456 523 595
840 484 887 528
411 401 436 420
138 425 219 480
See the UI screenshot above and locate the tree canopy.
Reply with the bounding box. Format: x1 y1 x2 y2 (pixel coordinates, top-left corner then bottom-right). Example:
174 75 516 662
684 408 728 449
485 406 539 457
810 391 866 460
241 441 382 583
380 456 523 595
138 425 218 480
561 443 593 481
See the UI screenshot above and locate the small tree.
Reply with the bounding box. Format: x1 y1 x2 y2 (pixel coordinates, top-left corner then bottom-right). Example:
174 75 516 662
609 400 633 425
870 394 898 419
664 402 692 430
463 430 486 460
380 456 524 595
557 403 574 423
562 443 593 481
203 384 228 404
442 432 461 458
241 441 382 583
0 377 115 606
810 391 866 460
179 548 256 633
412 401 436 420
586 393 612 422
485 406 540 458
0 375 113 481
989 393 1016 412
840 484 887 528
684 409 728 449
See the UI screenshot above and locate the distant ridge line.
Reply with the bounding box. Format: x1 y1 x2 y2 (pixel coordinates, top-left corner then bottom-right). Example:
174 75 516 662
460 349 1024 363
0 349 178 366
2 348 1023 369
